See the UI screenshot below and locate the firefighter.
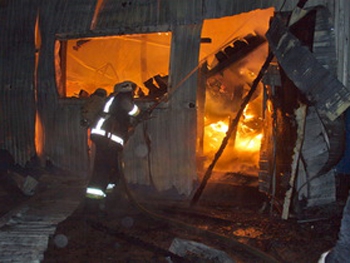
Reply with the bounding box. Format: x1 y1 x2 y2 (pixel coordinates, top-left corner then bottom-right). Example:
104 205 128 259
84 81 140 212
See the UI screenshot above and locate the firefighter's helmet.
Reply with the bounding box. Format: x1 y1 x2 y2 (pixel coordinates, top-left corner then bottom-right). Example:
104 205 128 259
114 81 136 93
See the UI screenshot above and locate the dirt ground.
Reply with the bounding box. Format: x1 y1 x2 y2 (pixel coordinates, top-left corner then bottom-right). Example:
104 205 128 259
40 182 344 263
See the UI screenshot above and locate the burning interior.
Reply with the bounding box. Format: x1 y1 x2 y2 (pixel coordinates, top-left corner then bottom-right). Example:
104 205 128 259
199 35 267 177
197 9 274 182
55 32 172 97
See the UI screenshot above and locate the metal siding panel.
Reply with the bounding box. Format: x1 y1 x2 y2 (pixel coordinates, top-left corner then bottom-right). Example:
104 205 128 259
38 1 67 171
58 0 96 33
148 110 172 190
124 107 173 192
0 0 38 84
202 0 334 19
0 89 36 166
93 0 172 33
38 0 92 177
168 0 202 25
37 0 64 106
37 81 58 166
123 123 151 186
166 23 203 196
0 0 38 166
53 0 337 38
203 0 260 19
83 0 203 35
50 100 90 177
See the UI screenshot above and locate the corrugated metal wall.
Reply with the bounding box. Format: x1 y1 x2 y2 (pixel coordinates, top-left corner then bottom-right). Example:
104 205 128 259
58 0 96 36
203 0 272 18
165 24 202 195
49 99 90 177
91 0 173 33
87 0 202 33
35 0 91 176
0 0 38 166
123 24 202 196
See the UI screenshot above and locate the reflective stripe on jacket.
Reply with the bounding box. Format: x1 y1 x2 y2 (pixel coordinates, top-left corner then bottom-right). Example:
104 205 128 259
90 92 139 145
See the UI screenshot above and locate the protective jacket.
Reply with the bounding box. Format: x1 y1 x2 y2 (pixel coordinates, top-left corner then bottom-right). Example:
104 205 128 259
90 91 140 147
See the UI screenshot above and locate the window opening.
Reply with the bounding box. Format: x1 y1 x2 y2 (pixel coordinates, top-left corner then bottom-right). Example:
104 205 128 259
55 32 171 99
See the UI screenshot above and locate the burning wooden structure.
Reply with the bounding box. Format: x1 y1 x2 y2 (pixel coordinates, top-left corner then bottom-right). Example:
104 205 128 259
1 0 350 219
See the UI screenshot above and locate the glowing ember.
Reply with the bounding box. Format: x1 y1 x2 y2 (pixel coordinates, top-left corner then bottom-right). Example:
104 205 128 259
233 227 263 238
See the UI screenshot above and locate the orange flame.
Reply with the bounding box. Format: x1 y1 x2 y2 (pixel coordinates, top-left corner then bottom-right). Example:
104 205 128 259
204 120 228 152
204 113 262 154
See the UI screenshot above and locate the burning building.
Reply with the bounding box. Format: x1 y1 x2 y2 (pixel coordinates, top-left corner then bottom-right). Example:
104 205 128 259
2 0 350 262
1 0 350 224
